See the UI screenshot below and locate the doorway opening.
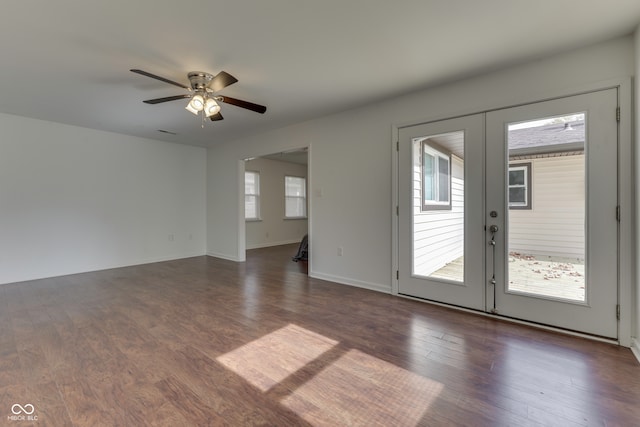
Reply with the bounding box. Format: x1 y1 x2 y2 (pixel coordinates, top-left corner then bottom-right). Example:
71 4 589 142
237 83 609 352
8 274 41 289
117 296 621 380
243 148 309 260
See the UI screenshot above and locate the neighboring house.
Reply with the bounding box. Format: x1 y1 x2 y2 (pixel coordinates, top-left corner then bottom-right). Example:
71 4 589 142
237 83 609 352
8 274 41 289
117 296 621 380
508 120 586 259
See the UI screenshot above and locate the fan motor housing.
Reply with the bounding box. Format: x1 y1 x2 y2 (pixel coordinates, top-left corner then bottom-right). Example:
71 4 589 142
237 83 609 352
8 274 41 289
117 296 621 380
188 71 214 91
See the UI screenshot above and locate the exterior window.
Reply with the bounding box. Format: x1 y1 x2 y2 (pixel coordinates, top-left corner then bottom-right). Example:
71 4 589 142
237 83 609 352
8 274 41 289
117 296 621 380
422 142 451 210
245 171 260 220
508 163 531 209
285 176 306 218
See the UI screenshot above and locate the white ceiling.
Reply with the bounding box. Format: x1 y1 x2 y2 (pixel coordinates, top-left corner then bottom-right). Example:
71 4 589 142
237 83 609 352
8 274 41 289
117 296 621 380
2 1 640 148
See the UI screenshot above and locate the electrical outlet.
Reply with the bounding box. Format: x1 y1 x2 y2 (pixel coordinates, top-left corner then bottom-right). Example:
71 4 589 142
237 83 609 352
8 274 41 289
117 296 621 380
337 246 343 256
168 234 174 242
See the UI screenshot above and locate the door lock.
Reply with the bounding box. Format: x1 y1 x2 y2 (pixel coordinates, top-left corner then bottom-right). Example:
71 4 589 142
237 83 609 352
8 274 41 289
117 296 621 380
489 225 498 247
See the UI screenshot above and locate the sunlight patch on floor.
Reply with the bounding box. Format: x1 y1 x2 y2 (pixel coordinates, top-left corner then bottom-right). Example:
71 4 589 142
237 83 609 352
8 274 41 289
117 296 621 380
216 324 338 392
281 349 443 426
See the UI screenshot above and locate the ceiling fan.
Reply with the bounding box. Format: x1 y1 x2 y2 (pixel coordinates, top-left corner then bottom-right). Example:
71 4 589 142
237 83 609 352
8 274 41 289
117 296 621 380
130 69 266 123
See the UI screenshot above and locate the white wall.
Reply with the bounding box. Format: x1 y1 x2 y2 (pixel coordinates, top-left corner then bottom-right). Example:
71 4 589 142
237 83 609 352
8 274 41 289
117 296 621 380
0 113 207 284
207 36 634 296
245 157 308 249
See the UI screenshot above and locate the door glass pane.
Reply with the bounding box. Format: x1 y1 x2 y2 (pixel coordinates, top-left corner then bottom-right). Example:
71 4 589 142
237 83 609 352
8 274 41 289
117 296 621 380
507 113 586 302
413 131 464 282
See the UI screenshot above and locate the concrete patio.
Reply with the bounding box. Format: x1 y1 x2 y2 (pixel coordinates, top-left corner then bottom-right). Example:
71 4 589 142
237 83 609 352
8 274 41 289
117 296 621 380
428 252 585 302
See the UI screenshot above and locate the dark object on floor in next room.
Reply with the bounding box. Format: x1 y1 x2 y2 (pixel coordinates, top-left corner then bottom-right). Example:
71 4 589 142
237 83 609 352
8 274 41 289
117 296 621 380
292 234 308 262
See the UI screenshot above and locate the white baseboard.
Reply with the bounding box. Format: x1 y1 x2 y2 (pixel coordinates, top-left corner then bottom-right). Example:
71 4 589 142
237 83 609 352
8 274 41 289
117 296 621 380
309 271 392 294
631 338 640 365
206 251 242 262
0 251 207 286
246 239 300 250
138 252 206 265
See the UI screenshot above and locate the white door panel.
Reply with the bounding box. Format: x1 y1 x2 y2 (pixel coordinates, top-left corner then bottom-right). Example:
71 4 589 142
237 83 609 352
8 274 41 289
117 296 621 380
485 89 618 338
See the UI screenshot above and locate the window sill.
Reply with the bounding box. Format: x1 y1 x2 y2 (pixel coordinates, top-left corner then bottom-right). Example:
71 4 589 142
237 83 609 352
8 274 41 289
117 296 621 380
284 217 307 220
246 218 262 222
421 205 452 211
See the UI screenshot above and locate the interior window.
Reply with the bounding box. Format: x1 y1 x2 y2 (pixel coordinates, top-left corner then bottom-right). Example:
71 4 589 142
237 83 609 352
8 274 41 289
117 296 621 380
245 171 260 220
285 176 307 218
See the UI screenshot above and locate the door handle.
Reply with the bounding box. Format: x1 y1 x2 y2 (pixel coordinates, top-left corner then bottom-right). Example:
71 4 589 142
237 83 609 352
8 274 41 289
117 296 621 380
488 225 498 246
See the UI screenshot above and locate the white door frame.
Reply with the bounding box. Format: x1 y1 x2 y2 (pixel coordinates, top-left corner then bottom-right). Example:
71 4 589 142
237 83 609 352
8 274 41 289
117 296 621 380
391 78 633 346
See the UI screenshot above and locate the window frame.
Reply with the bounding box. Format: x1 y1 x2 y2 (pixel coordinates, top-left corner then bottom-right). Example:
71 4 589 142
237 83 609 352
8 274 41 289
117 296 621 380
421 141 452 211
284 175 307 219
244 170 261 221
508 162 532 210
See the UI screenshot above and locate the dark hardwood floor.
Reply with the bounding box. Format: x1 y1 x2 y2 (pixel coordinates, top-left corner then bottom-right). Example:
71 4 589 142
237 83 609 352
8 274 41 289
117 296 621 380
0 244 638 426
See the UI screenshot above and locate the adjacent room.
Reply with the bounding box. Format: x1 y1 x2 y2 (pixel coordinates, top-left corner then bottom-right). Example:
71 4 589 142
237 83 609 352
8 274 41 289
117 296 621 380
1 1 640 425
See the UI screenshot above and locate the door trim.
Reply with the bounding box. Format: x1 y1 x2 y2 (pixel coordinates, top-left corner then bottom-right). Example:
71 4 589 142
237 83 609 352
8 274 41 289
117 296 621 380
392 77 632 346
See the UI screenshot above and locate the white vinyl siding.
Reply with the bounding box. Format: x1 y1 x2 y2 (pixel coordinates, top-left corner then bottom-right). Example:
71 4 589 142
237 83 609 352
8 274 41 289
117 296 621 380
413 152 464 277
509 155 585 258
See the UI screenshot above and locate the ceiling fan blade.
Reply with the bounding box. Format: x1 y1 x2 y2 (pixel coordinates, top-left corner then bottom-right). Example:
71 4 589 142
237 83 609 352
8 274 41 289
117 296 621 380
209 71 238 92
209 112 224 121
219 96 267 114
142 94 191 104
130 69 189 89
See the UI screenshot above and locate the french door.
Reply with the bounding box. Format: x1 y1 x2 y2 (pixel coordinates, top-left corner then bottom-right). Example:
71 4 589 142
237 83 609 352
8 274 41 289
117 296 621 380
397 89 619 338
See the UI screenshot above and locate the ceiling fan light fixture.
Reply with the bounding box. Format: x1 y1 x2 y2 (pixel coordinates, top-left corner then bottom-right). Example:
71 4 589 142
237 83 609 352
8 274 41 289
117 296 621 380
185 102 199 115
132 69 266 123
185 94 205 114
204 98 221 117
